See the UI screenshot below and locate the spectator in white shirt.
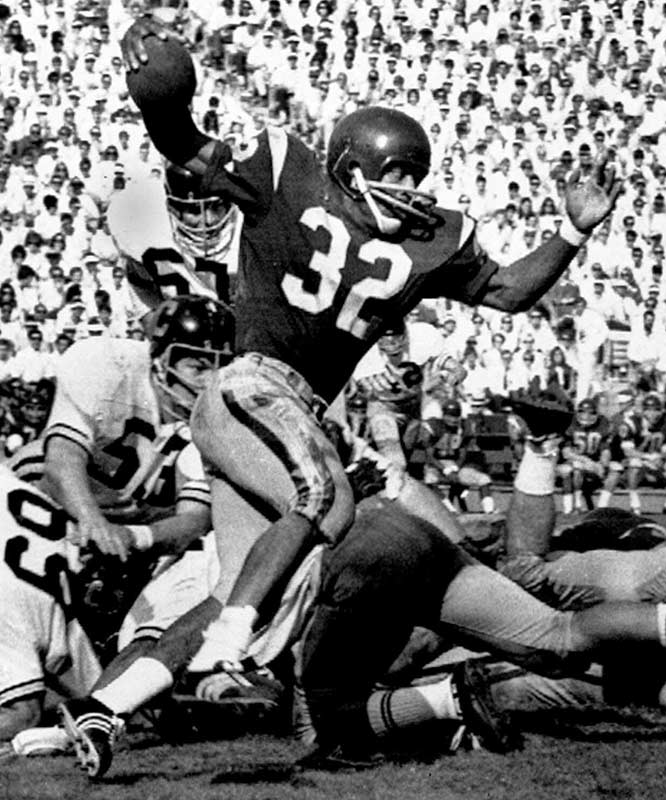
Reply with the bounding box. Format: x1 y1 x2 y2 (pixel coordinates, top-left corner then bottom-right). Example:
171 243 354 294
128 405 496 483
0 337 16 381
628 309 666 389
12 327 54 383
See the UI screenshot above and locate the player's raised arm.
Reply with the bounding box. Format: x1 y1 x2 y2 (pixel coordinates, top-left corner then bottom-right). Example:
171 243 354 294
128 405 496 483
121 16 215 174
477 157 623 312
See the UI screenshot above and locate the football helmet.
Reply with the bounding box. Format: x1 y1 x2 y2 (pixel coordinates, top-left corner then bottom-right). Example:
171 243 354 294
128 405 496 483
149 294 235 422
327 107 437 235
642 393 663 428
441 398 462 429
377 318 408 363
164 162 237 261
575 398 598 429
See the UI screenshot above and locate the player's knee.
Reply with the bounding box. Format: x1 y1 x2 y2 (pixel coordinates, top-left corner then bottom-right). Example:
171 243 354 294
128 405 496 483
557 464 573 478
608 461 624 474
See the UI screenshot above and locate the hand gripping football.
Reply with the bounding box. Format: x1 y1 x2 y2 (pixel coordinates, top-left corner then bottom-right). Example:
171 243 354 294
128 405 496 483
126 34 196 108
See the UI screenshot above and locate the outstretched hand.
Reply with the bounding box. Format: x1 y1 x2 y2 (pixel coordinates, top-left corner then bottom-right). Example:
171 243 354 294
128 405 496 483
121 15 176 71
564 156 623 233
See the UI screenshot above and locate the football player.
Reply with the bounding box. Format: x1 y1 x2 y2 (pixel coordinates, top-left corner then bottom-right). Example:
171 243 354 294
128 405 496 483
0 463 221 743
106 159 240 316
352 316 444 475
0 468 103 741
120 17 622 690
627 393 666 515
430 398 496 513
559 398 612 514
11 294 233 561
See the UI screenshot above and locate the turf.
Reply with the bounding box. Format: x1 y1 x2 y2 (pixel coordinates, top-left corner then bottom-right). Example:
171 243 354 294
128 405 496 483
3 723 666 800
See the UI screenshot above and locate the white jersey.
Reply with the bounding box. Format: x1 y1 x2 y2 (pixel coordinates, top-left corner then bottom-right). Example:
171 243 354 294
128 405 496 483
11 337 210 523
0 468 101 707
106 179 241 315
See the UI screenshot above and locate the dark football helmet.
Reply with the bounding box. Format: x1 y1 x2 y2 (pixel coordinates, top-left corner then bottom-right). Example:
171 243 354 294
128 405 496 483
643 393 663 428
165 162 237 261
149 294 235 421
377 317 408 362
327 107 437 235
575 398 598 429
441 398 462 429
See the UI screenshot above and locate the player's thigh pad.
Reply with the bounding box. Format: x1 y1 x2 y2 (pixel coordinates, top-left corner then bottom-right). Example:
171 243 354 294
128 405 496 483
191 362 354 542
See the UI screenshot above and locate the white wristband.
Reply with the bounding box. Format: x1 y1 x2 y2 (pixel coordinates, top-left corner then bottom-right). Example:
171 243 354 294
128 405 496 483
128 524 154 551
559 216 589 247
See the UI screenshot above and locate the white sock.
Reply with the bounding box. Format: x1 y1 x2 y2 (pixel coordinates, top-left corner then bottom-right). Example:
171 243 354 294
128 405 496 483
188 605 257 672
597 489 611 508
93 657 173 716
574 490 584 509
481 495 495 514
629 491 641 512
562 493 574 514
514 447 556 495
413 675 462 720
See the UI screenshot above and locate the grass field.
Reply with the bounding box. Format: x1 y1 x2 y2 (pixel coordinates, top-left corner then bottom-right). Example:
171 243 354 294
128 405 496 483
3 712 666 800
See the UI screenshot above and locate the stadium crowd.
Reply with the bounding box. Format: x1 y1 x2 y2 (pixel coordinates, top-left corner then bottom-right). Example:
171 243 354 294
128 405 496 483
0 0 666 512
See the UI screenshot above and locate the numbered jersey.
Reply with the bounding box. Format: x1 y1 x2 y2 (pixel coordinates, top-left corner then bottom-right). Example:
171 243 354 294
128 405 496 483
106 178 239 314
202 130 497 402
0 468 101 707
564 417 611 461
637 414 666 455
17 337 210 522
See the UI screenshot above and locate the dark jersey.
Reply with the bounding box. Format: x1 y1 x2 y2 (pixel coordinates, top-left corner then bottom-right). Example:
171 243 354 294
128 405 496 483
201 129 497 402
606 412 640 462
564 417 610 461
637 413 666 454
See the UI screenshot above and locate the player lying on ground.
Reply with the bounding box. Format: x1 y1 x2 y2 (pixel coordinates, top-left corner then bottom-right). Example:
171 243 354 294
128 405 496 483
0 468 220 744
119 17 623 691
59 451 666 775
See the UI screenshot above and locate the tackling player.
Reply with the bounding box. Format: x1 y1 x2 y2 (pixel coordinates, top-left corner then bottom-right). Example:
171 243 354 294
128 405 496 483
106 157 240 315
120 17 622 695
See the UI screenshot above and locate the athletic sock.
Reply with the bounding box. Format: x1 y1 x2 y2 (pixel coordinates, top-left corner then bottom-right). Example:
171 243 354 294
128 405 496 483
514 444 556 496
366 676 461 738
597 489 611 508
93 657 174 716
629 490 641 513
561 493 574 514
574 489 584 510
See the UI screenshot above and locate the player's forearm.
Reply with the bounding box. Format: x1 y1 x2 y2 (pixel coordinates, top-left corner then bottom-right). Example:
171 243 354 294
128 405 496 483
130 508 212 556
139 103 214 173
43 439 101 521
479 234 580 312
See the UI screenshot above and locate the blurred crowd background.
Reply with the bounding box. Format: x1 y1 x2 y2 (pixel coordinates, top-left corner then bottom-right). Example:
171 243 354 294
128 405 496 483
0 0 665 509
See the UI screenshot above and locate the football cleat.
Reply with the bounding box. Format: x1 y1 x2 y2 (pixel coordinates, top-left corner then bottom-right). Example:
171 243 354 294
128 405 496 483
508 382 574 441
58 697 123 780
192 666 285 709
452 660 523 754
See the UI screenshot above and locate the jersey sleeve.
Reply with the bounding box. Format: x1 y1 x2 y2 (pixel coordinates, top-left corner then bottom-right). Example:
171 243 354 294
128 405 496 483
421 216 500 305
43 339 113 454
200 128 318 223
175 442 211 508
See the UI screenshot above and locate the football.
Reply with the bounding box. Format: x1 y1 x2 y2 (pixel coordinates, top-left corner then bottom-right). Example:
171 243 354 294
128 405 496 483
126 34 196 108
